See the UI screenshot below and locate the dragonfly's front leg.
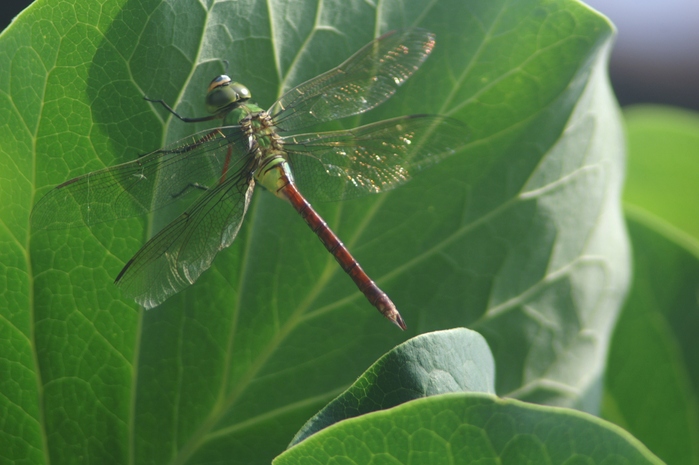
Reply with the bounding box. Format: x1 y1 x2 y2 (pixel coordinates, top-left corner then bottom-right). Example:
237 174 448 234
143 96 219 123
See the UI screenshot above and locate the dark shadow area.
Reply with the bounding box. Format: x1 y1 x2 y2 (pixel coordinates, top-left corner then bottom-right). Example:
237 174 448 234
0 0 28 32
609 46 699 111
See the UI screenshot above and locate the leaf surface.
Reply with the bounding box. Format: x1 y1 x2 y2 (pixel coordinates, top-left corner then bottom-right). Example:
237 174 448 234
0 0 626 463
277 394 663 465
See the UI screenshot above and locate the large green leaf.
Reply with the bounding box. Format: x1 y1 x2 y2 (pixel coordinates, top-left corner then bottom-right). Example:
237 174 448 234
603 106 699 465
1 0 626 463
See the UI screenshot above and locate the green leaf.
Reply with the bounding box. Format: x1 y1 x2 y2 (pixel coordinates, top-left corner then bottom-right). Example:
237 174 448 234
289 328 495 446
1 0 626 463
623 107 699 241
603 106 699 465
277 394 664 464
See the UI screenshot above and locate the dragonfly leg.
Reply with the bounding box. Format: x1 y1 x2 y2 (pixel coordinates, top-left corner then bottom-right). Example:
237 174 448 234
170 182 209 199
143 96 219 123
219 145 233 185
138 127 228 163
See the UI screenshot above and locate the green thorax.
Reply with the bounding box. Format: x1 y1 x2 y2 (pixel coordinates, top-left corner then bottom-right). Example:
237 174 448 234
225 102 282 151
234 107 291 196
223 102 264 125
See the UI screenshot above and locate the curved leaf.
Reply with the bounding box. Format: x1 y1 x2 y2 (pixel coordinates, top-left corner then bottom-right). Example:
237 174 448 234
289 328 495 446
277 394 664 464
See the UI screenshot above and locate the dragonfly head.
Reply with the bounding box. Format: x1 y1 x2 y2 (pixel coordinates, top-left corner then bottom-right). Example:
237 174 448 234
205 75 252 115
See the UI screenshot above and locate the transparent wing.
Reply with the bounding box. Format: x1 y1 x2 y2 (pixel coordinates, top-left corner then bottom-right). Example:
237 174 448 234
31 126 249 229
115 172 255 309
269 29 436 132
284 115 469 202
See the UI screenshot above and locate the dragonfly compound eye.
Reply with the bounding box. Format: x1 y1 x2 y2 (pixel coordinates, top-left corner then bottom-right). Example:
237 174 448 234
205 76 252 114
229 82 251 100
207 75 232 92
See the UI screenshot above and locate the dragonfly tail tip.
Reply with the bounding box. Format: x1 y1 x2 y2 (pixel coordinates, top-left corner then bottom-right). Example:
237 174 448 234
377 297 407 330
385 306 407 330
393 313 407 331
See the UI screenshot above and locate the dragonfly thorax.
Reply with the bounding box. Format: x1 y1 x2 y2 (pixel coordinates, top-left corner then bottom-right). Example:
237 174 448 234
205 74 252 115
235 111 292 197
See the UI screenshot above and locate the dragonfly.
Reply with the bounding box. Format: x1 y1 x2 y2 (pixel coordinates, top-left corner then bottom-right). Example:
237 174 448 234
31 29 468 330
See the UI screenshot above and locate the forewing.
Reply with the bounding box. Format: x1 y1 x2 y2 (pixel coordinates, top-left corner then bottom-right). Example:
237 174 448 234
31 126 248 229
269 29 436 132
284 115 469 202
115 173 255 309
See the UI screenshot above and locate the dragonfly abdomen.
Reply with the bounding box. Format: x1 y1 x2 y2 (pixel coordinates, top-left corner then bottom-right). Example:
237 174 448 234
273 167 406 330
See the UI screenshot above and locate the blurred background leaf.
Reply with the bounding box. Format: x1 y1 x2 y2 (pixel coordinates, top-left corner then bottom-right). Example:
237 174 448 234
603 106 699 465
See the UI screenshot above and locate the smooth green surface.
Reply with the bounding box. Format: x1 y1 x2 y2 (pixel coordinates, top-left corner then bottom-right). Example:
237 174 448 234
624 106 699 243
1 0 626 464
289 328 495 446
277 394 663 464
603 106 699 465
